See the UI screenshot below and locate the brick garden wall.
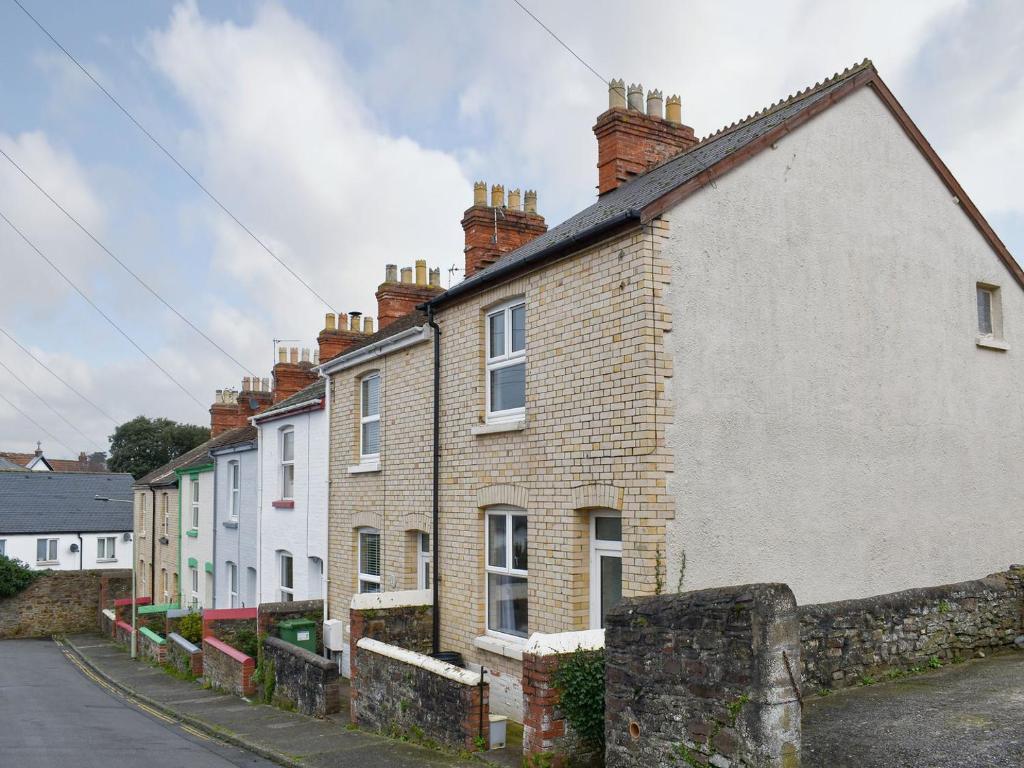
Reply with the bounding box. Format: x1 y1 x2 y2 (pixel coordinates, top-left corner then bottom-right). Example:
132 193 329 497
0 569 130 639
800 566 1024 689
263 636 342 717
138 627 166 664
352 638 488 752
202 636 255 697
605 584 802 768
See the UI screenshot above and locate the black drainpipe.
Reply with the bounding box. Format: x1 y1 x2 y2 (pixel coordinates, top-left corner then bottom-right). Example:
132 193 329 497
76 532 83 570
428 304 442 656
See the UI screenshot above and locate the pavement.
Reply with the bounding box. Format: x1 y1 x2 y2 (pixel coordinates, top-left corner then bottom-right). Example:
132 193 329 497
56 633 495 768
802 652 1024 767
0 637 276 768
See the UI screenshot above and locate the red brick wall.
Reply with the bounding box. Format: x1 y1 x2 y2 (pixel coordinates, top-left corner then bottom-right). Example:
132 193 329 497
202 636 256 697
272 362 318 404
461 207 547 276
522 652 567 764
375 283 441 329
593 108 697 195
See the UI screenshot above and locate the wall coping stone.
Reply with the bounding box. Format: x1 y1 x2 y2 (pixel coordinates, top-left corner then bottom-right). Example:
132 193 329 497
115 620 134 633
114 596 152 607
204 607 257 621
138 603 178 615
265 636 335 671
204 636 253 663
166 608 195 620
139 626 165 644
357 637 479 685
351 588 432 611
525 628 604 656
167 632 200 655
259 599 323 617
102 609 116 621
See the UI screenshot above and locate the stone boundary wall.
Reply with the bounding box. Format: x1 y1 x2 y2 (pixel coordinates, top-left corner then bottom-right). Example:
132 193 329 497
263 636 342 717
137 603 177 634
800 566 1024 689
114 619 134 647
203 636 255 697
352 638 488 752
166 632 203 678
605 584 801 768
259 599 325 652
348 589 433 678
114 596 153 623
202 607 257 648
138 626 166 664
0 569 130 639
521 629 605 764
100 608 116 638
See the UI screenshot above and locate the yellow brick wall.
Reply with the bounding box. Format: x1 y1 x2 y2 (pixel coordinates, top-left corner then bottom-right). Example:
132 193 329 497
133 485 180 604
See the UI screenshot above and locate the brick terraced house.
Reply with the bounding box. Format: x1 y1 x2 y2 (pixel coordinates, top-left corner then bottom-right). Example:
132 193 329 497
324 60 1024 720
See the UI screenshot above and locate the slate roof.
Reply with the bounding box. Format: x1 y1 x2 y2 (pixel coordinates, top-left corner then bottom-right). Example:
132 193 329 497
253 379 326 422
0 471 134 534
209 424 257 455
428 61 873 308
0 456 26 471
175 425 258 472
343 310 427 357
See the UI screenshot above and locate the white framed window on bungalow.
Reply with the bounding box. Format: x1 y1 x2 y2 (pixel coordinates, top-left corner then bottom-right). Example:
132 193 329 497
358 528 381 593
976 282 1008 350
229 460 240 520
281 427 295 499
97 536 116 562
226 561 238 608
0 539 6 557
190 476 200 529
279 551 294 602
485 299 526 423
190 567 200 608
485 507 528 639
360 373 381 460
36 537 58 564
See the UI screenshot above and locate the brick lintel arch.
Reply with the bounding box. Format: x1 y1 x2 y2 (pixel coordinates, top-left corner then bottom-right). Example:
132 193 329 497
351 510 384 530
476 483 530 510
396 513 431 533
571 483 624 512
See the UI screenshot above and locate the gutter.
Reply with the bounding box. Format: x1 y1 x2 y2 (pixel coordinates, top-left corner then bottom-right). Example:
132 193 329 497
317 324 430 376
251 397 323 425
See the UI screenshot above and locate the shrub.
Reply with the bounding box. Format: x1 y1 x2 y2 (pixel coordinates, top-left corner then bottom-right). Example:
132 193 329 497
552 648 606 756
0 555 41 598
178 610 203 645
232 626 260 659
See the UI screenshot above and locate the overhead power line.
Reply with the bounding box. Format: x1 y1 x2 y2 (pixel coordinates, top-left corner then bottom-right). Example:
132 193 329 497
509 0 608 85
0 325 119 424
10 0 338 314
0 358 103 450
0 208 207 410
0 147 258 378
0 390 74 455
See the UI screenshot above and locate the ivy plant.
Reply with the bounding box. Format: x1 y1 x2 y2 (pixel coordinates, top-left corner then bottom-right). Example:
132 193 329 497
552 648 606 754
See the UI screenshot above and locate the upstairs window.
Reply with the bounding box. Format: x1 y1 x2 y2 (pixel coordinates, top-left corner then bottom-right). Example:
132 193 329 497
358 528 381 593
977 285 993 335
191 477 200 529
976 283 1007 350
360 373 381 458
229 461 240 519
486 300 526 421
281 428 295 499
161 493 169 534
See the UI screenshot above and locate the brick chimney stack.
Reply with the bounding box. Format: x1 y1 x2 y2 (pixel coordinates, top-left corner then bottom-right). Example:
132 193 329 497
461 182 547 277
272 345 320 404
593 79 696 195
210 376 275 436
318 311 373 363
375 260 444 329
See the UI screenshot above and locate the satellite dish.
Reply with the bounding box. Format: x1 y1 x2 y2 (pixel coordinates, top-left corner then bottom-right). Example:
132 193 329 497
249 397 260 410
69 543 79 553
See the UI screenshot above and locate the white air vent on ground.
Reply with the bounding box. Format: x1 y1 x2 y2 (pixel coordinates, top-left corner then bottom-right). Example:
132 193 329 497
323 618 344 651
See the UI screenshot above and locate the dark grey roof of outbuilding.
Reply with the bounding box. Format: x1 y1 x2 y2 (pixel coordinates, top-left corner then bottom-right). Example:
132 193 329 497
0 456 25 471
0 471 134 534
253 379 326 422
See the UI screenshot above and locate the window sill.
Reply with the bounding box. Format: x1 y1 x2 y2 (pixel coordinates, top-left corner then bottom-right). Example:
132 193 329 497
36 561 58 566
976 335 1009 351
473 634 526 661
272 500 295 509
471 419 526 436
222 520 238 529
348 460 381 474
97 558 117 564
185 529 199 538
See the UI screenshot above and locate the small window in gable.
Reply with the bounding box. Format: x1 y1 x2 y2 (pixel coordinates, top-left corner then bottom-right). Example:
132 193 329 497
976 282 1007 350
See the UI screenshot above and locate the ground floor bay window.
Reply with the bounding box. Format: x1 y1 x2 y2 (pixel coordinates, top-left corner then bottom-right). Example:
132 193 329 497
590 511 623 628
485 507 528 639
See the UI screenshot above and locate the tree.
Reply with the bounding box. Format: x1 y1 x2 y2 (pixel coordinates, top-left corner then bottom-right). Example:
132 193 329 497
108 416 210 479
0 554 40 598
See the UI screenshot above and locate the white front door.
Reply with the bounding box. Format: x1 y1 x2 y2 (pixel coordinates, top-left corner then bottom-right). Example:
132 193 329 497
418 532 431 590
589 512 623 629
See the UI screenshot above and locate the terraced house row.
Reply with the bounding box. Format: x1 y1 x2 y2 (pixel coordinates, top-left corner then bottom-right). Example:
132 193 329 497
134 60 1024 721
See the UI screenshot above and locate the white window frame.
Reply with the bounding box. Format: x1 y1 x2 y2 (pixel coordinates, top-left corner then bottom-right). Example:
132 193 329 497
357 528 381 593
190 476 200 529
190 567 199 608
589 511 623 629
360 373 381 460
226 561 238 608
161 569 168 602
36 537 58 564
161 493 169 534
0 539 6 557
418 532 431 591
484 506 528 640
976 282 1007 349
485 299 527 423
281 427 295 500
97 535 117 562
229 460 240 520
279 551 294 602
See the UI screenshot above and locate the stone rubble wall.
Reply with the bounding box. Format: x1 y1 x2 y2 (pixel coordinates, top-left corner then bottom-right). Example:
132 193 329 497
348 592 434 677
799 566 1024 689
263 636 342 717
0 569 130 639
138 627 166 664
258 599 324 652
605 583 801 768
165 632 203 678
202 636 255 697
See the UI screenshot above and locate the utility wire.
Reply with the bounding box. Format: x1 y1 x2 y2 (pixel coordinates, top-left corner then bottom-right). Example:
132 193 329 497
0 390 74 455
0 357 102 450
510 0 607 85
0 147 258 377
10 0 338 314
0 208 207 409
0 325 118 424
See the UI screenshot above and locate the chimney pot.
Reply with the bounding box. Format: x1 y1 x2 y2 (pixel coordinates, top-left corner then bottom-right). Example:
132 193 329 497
490 184 504 208
415 259 427 286
627 83 644 112
262 377 270 391
429 267 441 287
524 189 538 214
325 312 336 331
385 264 398 282
507 188 521 211
301 347 310 363
215 389 223 404
400 266 413 283
363 316 374 334
242 376 251 391
473 181 487 206
339 312 348 329
277 347 287 364
646 89 664 118
609 78 626 109
666 94 682 124
349 314 360 331
289 347 299 364
313 350 320 364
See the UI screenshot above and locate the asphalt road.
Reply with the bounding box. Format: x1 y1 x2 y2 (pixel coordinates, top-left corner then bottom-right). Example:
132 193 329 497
0 638 276 768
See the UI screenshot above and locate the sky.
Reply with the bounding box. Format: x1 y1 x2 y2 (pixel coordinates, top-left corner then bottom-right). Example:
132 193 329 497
0 0 1021 456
